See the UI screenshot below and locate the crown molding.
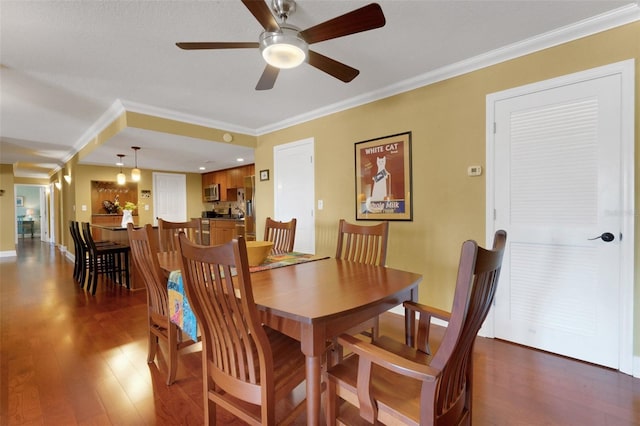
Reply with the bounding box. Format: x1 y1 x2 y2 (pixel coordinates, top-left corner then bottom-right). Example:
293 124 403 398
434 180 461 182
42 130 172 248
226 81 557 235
70 3 640 142
119 99 257 136
258 3 640 135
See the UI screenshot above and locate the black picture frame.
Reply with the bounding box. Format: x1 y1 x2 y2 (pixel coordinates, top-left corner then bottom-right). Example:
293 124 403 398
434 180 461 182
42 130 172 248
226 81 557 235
354 131 413 221
259 169 270 181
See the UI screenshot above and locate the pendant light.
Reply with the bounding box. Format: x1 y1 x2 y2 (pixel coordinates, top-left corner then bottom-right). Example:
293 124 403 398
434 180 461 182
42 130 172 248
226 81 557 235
116 154 126 185
131 146 141 182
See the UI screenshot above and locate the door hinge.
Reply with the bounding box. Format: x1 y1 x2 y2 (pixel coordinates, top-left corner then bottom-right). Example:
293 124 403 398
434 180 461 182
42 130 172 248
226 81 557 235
493 209 497 220
493 122 497 134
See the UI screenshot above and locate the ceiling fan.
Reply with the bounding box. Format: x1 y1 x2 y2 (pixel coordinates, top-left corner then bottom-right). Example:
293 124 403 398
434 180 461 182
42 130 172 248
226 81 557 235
176 0 386 90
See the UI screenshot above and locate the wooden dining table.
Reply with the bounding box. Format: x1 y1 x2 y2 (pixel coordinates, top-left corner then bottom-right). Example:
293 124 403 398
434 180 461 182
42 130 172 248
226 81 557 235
158 251 422 425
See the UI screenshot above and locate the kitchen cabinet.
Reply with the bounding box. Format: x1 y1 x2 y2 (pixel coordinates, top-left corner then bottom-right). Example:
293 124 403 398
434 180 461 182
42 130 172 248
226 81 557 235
210 219 240 245
201 164 255 202
200 218 241 246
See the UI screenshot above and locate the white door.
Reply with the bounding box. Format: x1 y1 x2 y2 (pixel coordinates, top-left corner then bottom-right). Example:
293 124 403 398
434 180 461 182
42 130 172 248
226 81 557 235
274 138 315 253
153 172 187 224
488 60 634 372
39 186 48 242
49 183 56 245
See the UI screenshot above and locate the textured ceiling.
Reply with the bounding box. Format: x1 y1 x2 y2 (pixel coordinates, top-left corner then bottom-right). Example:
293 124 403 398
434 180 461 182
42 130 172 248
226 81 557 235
1 0 637 177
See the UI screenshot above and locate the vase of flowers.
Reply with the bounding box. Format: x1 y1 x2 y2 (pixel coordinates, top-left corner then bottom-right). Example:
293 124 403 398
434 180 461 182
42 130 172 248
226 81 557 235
120 201 137 227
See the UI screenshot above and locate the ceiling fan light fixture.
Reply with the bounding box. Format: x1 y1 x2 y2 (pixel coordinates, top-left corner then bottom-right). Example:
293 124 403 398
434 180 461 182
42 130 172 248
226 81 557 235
260 26 307 69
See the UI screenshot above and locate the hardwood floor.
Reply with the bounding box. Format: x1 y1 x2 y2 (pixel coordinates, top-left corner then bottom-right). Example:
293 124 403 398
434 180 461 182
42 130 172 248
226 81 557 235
1 239 639 425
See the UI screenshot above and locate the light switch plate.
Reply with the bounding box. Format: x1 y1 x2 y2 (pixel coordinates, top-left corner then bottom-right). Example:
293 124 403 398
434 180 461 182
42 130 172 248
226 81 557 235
317 200 323 210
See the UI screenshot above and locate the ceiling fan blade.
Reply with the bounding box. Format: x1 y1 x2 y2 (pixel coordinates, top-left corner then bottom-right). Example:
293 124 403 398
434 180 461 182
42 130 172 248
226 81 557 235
176 42 259 50
255 64 279 90
307 50 359 83
242 0 280 32
299 3 385 45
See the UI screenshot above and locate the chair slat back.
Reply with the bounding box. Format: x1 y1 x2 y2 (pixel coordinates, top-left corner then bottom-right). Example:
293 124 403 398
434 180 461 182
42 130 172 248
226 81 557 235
81 222 99 252
127 224 170 318
335 219 389 266
69 221 83 254
158 218 202 252
177 234 272 405
429 230 506 421
264 217 297 254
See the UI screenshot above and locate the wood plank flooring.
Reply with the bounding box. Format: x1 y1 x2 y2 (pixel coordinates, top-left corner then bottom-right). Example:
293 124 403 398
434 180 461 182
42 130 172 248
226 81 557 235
1 239 639 425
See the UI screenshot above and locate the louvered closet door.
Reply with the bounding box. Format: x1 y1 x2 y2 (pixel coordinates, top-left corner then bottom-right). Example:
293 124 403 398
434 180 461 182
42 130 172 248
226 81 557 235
493 73 622 368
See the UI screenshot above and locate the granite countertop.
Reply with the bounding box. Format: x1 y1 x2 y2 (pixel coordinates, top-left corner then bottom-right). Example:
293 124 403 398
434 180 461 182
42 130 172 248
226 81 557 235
199 216 244 222
90 224 155 230
92 213 138 216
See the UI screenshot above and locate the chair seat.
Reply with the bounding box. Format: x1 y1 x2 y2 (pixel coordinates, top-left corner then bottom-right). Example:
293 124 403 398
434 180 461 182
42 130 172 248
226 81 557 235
209 325 307 423
330 336 432 426
326 231 507 426
265 326 307 392
177 235 309 425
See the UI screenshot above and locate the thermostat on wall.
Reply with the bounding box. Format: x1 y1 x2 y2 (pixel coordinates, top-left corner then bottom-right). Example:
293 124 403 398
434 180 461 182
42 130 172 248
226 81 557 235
467 165 482 177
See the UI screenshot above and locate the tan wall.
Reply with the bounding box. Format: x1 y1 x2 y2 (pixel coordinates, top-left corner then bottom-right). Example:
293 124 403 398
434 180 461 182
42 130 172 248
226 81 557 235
74 165 203 227
256 23 640 325
1 21 638 353
0 166 51 253
0 164 16 253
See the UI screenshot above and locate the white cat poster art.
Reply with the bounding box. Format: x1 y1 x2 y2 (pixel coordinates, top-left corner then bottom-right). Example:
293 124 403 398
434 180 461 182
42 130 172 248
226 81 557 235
355 132 412 221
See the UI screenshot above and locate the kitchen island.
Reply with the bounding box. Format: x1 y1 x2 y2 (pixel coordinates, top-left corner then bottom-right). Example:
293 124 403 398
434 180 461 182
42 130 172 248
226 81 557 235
90 224 155 291
198 217 245 245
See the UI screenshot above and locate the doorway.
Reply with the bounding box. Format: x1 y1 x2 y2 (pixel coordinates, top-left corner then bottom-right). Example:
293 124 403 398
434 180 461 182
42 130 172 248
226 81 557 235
14 184 49 243
152 172 187 225
273 138 315 253
486 60 634 373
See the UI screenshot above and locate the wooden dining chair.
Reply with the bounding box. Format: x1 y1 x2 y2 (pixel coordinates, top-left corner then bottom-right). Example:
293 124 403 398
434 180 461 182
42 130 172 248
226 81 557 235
126 223 198 385
81 222 130 295
177 234 307 425
335 219 389 266
326 230 507 426
69 221 85 284
335 219 390 341
70 220 118 288
264 217 297 254
157 218 202 252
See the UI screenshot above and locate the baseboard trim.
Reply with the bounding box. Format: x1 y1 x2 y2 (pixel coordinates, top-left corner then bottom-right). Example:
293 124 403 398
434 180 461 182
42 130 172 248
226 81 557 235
0 250 17 258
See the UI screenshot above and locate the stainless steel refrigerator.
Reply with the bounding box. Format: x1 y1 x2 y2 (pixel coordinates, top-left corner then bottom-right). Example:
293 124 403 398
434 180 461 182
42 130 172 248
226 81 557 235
243 175 256 240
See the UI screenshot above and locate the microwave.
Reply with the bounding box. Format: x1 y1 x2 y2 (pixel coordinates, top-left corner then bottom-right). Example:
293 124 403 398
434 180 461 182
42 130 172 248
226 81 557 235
204 184 220 201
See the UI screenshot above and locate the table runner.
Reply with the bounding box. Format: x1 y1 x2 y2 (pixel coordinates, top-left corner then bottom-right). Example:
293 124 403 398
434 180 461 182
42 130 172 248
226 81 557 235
167 252 328 341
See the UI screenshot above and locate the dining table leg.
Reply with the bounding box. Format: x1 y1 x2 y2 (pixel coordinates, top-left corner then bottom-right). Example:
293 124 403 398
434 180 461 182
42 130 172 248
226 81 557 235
306 354 322 425
300 323 325 425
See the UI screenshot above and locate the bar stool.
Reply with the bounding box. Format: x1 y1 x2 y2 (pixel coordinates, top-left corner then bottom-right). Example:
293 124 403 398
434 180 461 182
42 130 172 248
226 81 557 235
69 221 84 284
81 222 131 295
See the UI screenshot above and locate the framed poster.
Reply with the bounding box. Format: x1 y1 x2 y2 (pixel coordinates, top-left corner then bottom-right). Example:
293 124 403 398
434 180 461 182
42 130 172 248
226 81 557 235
355 131 412 221
259 169 270 181
16 196 24 207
